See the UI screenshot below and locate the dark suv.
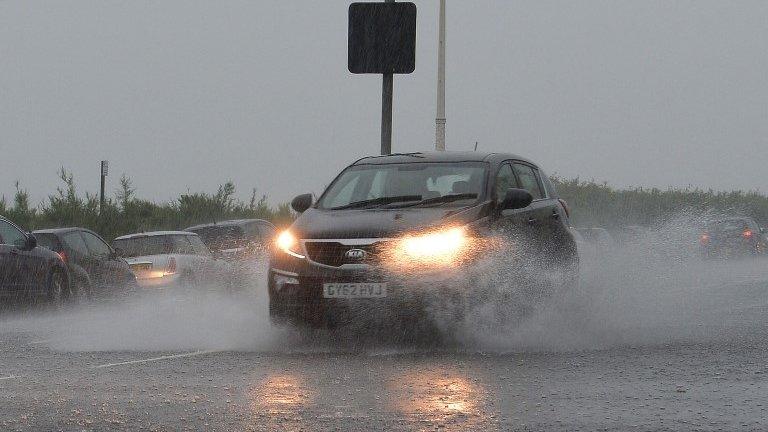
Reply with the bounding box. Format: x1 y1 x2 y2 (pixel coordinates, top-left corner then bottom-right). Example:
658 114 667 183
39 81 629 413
268 152 578 328
700 217 767 258
0 216 70 305
186 219 276 261
33 228 137 299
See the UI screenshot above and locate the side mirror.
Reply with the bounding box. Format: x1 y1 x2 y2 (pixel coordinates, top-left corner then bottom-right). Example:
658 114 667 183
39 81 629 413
112 247 124 258
24 234 38 251
761 227 766 234
291 193 313 213
500 188 533 211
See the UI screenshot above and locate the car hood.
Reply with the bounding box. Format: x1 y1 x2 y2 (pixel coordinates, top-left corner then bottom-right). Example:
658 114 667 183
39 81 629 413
291 201 492 239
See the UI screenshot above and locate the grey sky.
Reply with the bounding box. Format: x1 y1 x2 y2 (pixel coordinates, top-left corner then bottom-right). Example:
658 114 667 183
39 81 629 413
2 1 767 207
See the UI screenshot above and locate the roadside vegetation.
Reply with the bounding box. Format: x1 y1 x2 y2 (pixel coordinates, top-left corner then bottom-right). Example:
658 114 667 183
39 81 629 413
2 171 767 240
552 177 768 228
0 169 293 241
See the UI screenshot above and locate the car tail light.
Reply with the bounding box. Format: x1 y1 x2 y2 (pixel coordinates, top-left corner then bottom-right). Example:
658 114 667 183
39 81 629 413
743 230 753 239
700 233 709 245
165 257 177 275
56 251 67 263
558 199 571 218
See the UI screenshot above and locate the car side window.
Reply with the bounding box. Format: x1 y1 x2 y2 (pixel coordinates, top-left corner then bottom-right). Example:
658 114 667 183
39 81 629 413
81 231 112 257
62 232 90 256
539 170 557 198
0 220 26 248
494 164 517 200
512 163 544 199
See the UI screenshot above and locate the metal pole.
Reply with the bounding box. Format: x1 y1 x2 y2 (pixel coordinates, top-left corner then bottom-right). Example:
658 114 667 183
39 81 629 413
381 0 395 155
100 172 105 215
381 73 393 155
100 160 108 215
435 0 446 151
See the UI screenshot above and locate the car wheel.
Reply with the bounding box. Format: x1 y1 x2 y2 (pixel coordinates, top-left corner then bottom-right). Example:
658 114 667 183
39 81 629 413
47 270 71 309
74 279 92 304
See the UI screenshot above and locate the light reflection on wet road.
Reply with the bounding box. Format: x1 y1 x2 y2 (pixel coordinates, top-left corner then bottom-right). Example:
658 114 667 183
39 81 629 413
1 258 768 430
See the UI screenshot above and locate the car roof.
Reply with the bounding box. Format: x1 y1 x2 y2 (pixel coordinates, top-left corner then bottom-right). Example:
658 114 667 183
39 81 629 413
33 227 90 235
185 219 273 231
113 231 198 240
351 151 536 166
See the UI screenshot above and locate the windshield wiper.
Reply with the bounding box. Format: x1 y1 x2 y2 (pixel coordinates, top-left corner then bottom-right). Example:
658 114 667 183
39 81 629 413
329 195 422 210
388 193 478 208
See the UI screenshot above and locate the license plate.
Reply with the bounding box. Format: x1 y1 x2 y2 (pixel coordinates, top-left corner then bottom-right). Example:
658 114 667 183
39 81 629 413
323 282 387 298
130 263 152 271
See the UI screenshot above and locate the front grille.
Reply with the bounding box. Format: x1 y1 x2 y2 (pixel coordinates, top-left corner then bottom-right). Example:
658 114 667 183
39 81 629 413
304 241 389 267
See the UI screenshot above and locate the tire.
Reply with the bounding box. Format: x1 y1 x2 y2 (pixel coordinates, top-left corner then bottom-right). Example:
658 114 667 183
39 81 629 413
73 279 92 304
47 270 71 309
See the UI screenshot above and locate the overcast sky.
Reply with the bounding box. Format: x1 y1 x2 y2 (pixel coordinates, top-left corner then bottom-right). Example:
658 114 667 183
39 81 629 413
2 1 767 206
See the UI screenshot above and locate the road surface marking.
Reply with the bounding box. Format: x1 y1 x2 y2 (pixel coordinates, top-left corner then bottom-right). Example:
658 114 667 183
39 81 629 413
28 339 51 345
0 375 20 381
92 350 219 369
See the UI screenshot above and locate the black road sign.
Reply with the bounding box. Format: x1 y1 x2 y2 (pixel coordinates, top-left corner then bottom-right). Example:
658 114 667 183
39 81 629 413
348 2 417 74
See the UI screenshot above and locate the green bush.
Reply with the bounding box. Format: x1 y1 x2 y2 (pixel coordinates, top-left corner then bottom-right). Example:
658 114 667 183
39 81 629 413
3 170 294 241
552 177 768 228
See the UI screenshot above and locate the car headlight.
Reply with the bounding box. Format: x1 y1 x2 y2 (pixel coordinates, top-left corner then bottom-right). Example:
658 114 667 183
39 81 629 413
275 230 305 259
395 226 468 265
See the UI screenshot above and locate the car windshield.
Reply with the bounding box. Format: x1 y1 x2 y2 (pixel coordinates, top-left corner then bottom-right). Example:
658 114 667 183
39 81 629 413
189 225 247 250
113 234 211 257
707 219 750 233
318 162 487 210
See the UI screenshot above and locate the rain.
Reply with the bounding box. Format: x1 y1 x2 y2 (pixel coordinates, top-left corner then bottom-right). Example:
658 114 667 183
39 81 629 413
2 1 768 431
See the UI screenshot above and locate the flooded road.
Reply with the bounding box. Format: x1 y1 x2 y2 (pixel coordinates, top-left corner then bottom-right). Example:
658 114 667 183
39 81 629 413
2 256 768 431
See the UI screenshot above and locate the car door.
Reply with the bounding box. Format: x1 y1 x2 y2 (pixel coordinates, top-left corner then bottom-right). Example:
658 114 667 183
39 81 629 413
510 162 552 250
0 219 34 291
489 162 531 241
81 230 121 290
60 231 93 286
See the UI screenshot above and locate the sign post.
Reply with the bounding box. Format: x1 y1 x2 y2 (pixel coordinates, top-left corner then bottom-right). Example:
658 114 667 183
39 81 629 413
100 160 108 215
348 1 417 155
381 72 393 155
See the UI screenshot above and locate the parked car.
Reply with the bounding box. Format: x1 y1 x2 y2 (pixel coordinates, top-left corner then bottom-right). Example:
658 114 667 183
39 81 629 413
0 216 70 306
185 219 275 261
33 227 137 299
700 217 767 258
268 151 578 328
112 231 232 290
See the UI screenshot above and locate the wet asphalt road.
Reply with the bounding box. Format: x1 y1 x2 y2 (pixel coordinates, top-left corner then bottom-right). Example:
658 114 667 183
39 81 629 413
2 257 768 431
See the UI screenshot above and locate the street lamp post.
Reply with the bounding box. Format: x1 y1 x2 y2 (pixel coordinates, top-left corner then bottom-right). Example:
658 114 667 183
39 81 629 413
435 0 446 151
100 160 108 215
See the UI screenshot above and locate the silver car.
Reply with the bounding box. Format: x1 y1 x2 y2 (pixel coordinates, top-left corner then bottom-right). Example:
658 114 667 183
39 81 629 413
112 231 232 290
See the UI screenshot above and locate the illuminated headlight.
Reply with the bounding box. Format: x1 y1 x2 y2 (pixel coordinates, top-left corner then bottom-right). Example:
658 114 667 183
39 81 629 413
275 230 305 259
394 227 468 266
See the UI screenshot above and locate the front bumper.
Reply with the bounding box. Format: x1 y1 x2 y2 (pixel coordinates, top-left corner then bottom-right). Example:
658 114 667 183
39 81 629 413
267 253 473 327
